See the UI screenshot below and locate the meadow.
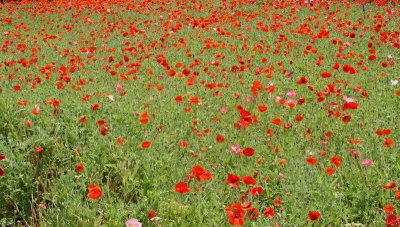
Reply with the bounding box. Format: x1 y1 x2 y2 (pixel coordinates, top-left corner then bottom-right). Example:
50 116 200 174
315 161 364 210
0 0 399 226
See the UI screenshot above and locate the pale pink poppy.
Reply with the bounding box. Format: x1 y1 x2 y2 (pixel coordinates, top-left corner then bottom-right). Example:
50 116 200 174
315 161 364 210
362 159 374 167
286 91 297 97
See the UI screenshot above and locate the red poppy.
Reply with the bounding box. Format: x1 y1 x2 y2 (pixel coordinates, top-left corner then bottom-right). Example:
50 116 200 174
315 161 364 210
384 205 395 214
175 182 190 194
100 124 109 136
272 118 282 125
331 156 342 168
216 134 225 143
384 182 397 190
35 147 43 153
87 184 102 200
32 105 40 115
384 138 393 148
306 157 317 165
321 71 332 78
386 214 399 227
79 115 87 123
333 62 340 70
76 163 84 173
258 105 268 112
295 115 304 122
0 166 4 176
242 176 257 185
13 85 21 91
325 168 335 175
117 137 125 146
297 76 308 84
91 103 99 111
142 141 151 149
0 154 5 160
246 207 259 221
242 147 255 157
396 190 400 200
225 203 245 226
263 207 275 219
18 99 28 106
175 96 183 103
148 209 157 222
192 165 212 182
250 187 263 196
274 197 282 207
308 211 320 221
342 114 351 123
167 69 176 77
226 174 240 188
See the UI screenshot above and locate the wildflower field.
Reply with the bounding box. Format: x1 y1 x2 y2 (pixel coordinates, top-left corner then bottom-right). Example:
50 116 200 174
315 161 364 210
0 0 399 226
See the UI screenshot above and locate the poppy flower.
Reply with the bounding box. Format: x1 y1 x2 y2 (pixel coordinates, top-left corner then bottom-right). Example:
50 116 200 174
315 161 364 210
76 163 84 173
258 105 268 112
0 166 4 176
91 103 99 111
274 197 282 207
242 147 255 157
386 214 399 227
192 165 212 182
100 124 109 136
308 211 320 221
87 184 102 200
297 76 308 84
0 154 5 160
242 176 257 185
79 116 87 123
396 190 400 200
225 203 245 226
246 207 259 221
272 118 282 125
383 182 396 190
331 156 342 167
383 205 395 214
226 174 240 188
26 121 32 128
250 187 263 196
32 105 40 115
35 147 43 153
325 168 335 175
175 182 190 194
216 134 225 143
384 138 393 148
321 71 332 78
263 207 275 219
148 210 157 222
342 114 351 123
306 157 317 165
142 141 151 149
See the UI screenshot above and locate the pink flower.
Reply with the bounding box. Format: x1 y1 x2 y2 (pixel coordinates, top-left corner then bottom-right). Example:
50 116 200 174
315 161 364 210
343 96 355 103
115 84 123 92
274 96 282 103
361 159 374 167
286 90 297 97
353 86 362 92
125 219 142 227
220 107 228 114
246 96 254 103
231 144 241 154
